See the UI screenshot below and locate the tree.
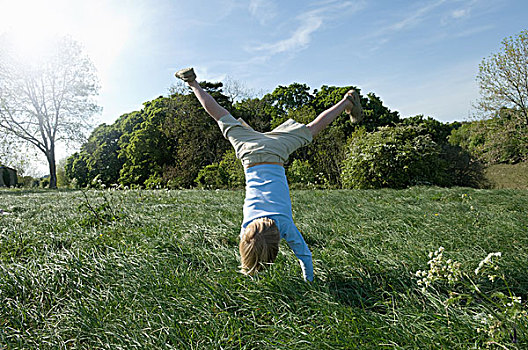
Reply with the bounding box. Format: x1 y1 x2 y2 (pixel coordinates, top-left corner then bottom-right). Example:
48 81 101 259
449 109 528 164
451 30 528 166
118 97 176 186
118 82 232 188
264 83 313 112
65 82 232 189
400 115 461 144
66 123 124 186
477 29 528 125
194 149 244 189
65 111 144 187
223 76 254 103
64 152 90 187
233 97 273 132
0 35 100 188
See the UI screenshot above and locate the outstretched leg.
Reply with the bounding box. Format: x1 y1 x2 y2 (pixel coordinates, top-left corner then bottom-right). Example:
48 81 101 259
187 80 230 121
176 68 230 121
177 68 362 131
306 90 362 137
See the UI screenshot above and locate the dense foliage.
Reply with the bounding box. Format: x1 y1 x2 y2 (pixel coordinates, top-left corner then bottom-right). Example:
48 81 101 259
195 150 244 189
450 109 528 165
451 29 528 167
67 83 233 189
340 119 478 189
65 80 486 190
67 82 405 189
342 126 440 189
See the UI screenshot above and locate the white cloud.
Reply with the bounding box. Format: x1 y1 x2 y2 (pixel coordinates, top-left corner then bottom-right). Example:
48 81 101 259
451 8 470 18
454 24 494 38
440 0 481 25
252 1 364 55
254 14 323 54
248 0 277 25
374 0 448 36
366 0 492 49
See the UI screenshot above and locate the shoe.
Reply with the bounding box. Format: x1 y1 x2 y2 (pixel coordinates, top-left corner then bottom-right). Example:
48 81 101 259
175 67 196 82
345 90 364 123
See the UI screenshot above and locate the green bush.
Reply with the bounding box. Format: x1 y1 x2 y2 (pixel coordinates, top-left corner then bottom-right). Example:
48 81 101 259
449 110 528 165
341 126 445 189
286 159 332 189
56 159 72 188
39 177 50 188
17 175 38 188
144 174 163 189
438 144 486 188
219 150 245 188
195 150 244 189
341 125 485 189
286 159 315 185
65 153 90 187
195 163 226 189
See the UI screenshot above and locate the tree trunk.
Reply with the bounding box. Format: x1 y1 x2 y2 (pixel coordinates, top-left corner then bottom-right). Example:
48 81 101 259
47 148 57 189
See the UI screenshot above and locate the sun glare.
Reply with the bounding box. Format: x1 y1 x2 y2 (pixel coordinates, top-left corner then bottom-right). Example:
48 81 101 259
1 0 137 175
0 0 134 71
0 1 68 59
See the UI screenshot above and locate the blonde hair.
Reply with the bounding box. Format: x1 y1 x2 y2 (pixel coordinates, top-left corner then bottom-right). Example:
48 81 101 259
239 217 280 275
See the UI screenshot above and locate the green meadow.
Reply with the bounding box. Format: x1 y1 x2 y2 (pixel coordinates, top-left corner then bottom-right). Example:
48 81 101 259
1 187 527 349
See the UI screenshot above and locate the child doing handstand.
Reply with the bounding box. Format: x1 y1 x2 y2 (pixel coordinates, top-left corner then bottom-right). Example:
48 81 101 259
176 68 363 281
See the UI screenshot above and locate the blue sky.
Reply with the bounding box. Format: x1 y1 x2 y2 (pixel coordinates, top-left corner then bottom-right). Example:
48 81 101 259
1 0 528 168
102 0 527 124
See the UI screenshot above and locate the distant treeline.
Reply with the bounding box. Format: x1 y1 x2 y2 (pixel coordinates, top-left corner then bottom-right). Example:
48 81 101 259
65 82 525 189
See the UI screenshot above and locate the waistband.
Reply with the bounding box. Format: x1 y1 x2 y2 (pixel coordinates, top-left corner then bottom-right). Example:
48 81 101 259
246 161 284 168
241 153 284 167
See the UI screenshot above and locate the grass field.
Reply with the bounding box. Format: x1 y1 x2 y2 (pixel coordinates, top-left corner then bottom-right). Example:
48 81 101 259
0 187 527 349
484 162 528 190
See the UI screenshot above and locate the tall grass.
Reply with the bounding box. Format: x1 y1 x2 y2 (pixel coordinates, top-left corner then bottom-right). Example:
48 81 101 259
484 162 528 189
0 187 527 349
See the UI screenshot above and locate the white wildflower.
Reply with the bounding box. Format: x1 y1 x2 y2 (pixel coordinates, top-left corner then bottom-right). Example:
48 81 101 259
488 274 497 282
475 252 502 275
